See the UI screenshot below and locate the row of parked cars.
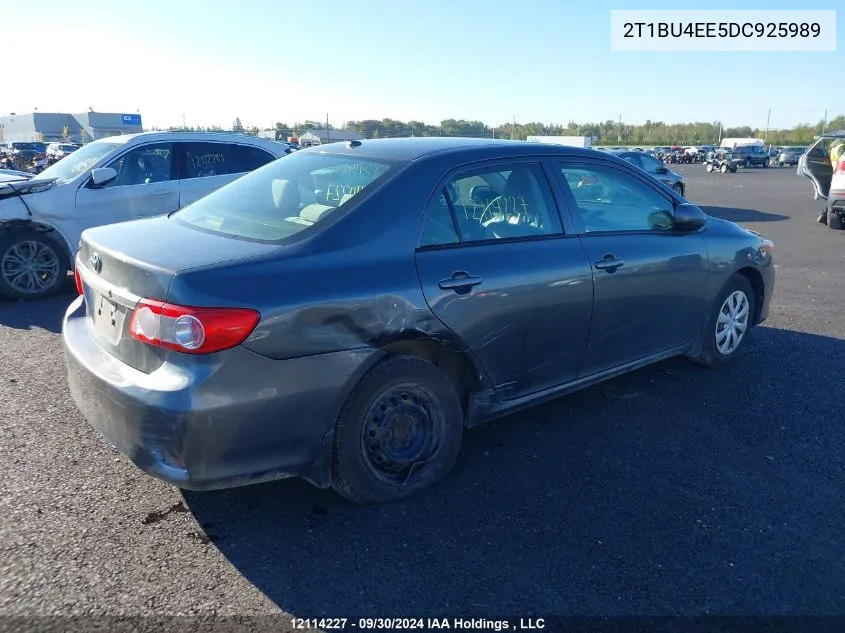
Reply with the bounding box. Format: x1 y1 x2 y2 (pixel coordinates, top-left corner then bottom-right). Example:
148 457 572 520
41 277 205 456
595 144 809 169
0 141 80 175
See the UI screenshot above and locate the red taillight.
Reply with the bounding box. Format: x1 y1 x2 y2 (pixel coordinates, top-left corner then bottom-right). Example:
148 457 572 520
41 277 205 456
74 265 84 295
836 159 845 174
128 299 260 355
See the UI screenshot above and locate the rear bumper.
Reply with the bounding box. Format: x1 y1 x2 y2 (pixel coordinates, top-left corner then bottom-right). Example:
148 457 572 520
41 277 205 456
62 296 379 490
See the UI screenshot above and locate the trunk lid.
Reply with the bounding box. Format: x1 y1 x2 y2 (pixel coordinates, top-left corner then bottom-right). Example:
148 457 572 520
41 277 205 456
76 215 281 373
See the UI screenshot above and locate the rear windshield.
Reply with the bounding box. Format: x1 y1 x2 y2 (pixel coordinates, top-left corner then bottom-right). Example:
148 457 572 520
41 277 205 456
173 152 395 241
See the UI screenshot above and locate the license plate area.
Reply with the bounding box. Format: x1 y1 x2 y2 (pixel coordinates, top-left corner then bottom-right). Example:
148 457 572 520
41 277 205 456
90 290 127 346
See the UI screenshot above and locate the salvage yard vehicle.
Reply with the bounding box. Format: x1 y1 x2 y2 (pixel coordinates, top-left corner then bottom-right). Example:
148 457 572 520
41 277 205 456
733 145 770 168
800 130 845 229
704 152 738 173
608 149 686 195
64 137 775 505
777 147 806 167
0 132 293 300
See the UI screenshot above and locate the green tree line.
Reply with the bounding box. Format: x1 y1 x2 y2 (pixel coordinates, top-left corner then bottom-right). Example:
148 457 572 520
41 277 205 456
153 113 845 146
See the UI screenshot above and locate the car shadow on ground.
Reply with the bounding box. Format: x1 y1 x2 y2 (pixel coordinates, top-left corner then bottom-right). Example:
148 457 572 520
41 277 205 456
183 326 845 616
701 206 790 223
0 278 75 333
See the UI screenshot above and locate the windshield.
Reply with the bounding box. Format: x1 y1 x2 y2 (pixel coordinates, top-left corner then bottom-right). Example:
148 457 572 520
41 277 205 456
173 151 395 242
12 143 36 151
33 141 121 184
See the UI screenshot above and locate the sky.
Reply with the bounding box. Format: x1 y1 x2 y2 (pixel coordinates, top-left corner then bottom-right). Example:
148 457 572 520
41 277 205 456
2 0 841 131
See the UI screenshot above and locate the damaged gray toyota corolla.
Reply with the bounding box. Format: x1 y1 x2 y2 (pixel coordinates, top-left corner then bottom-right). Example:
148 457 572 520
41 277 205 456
63 137 775 504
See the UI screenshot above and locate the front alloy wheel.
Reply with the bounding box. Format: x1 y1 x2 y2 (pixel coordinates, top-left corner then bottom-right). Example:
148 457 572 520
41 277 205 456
0 231 67 300
690 273 756 368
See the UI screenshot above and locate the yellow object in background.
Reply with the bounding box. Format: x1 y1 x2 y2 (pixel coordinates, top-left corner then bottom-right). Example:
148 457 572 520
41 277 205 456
831 140 845 168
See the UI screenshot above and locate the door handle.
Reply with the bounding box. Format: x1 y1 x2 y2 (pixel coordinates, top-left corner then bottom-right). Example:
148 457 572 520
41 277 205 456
439 272 483 291
594 257 625 272
151 190 173 197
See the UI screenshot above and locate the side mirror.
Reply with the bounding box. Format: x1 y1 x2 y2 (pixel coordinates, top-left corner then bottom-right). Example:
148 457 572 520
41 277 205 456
89 167 117 187
673 202 707 232
657 166 668 174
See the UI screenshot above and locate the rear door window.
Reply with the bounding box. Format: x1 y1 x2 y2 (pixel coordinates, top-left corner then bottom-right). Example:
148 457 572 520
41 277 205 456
173 152 394 241
179 142 275 180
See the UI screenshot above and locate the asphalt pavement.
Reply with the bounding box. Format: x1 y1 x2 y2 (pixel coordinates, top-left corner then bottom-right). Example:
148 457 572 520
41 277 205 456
1 164 843 627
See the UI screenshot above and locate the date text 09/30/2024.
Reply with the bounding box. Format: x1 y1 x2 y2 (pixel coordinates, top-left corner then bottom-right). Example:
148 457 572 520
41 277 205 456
289 618 546 631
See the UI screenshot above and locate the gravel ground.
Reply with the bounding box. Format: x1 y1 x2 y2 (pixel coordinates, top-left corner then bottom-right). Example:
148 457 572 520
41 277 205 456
0 165 843 630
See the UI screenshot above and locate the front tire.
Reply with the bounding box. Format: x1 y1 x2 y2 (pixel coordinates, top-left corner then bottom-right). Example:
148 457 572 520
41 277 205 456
331 355 464 504
0 230 68 300
691 274 755 368
706 163 714 173
720 163 728 173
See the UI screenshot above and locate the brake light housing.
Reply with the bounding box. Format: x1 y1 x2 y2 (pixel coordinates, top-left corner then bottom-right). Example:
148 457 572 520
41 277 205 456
836 158 845 174
128 299 260 354
74 265 84 296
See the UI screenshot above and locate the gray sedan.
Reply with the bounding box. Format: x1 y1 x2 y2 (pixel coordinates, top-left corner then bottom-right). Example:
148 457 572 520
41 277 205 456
609 149 686 196
63 138 775 504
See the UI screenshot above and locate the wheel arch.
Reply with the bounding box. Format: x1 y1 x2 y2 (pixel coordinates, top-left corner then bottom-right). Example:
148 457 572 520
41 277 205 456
0 219 75 269
299 330 488 489
735 266 765 325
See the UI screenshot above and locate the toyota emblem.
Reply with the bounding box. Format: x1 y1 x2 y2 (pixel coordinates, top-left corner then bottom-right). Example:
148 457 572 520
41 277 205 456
89 251 103 274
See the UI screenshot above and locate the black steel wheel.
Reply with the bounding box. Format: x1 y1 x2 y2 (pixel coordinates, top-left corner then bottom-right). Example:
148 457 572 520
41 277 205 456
331 355 463 504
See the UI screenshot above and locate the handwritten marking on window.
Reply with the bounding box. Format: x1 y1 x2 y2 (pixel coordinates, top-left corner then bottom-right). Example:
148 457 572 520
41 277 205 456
189 153 225 169
325 184 364 201
71 158 99 174
337 163 376 177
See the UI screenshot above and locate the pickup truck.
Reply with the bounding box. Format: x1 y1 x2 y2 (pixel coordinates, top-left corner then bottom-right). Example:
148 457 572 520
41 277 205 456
732 145 771 168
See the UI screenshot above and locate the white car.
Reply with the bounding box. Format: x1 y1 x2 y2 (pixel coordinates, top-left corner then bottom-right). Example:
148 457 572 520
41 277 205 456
800 130 845 229
0 131 292 299
46 143 80 160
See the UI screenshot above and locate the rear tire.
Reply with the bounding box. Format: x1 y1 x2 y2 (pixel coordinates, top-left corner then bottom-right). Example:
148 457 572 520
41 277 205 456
691 274 755 368
720 163 728 173
0 230 68 301
706 163 714 173
331 355 464 504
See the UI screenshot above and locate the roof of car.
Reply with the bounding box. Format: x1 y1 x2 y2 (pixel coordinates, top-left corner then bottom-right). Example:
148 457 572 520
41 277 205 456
299 137 599 162
87 131 286 150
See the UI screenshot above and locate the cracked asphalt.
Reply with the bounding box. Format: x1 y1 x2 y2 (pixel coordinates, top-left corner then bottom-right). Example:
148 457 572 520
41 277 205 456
1 164 843 629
